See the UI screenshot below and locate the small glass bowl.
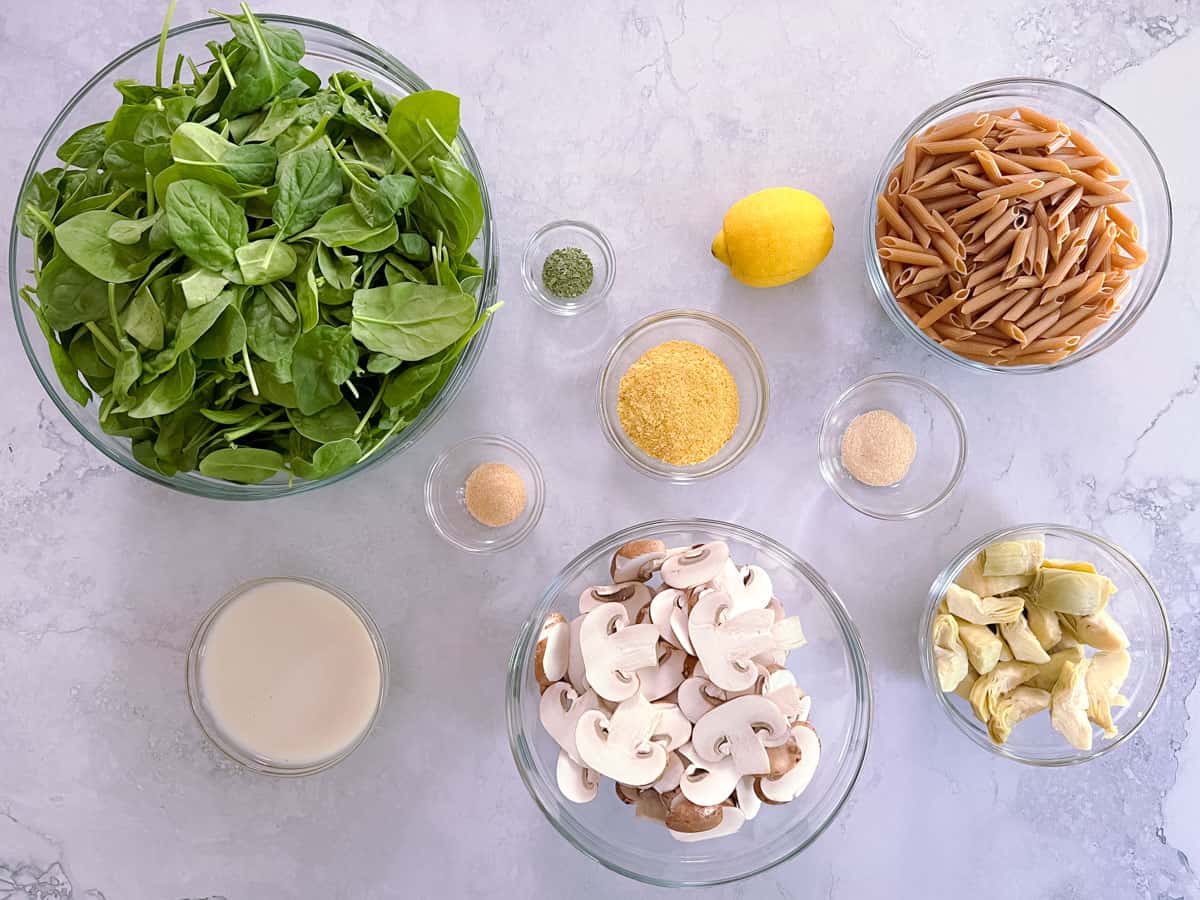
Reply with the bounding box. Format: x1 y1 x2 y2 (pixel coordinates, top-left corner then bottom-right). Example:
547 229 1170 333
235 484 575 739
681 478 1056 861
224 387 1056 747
522 220 615 316
598 309 768 482
424 434 545 552
919 524 1170 766
506 519 872 886
186 576 389 777
864 77 1172 373
817 373 965 519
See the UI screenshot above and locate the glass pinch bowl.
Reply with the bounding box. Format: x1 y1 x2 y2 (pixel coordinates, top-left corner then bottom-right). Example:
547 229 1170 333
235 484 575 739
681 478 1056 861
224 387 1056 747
919 523 1170 766
817 373 966 519
598 310 768 482
9 14 498 499
864 77 1172 373
522 220 615 316
506 519 873 887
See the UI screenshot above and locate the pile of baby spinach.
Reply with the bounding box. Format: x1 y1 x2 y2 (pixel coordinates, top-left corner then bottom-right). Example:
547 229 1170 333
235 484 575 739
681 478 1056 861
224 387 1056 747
17 3 498 485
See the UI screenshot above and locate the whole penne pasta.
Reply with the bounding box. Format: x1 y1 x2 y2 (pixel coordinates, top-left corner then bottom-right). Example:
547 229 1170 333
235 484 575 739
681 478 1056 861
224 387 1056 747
1004 228 1033 277
916 290 968 328
878 247 944 267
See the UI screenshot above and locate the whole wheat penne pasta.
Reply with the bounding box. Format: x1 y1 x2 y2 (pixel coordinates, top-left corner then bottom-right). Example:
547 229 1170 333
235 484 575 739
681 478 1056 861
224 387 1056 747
1000 172 1046 183
1047 133 1072 154
908 155 974 193
916 290 968 328
1106 205 1137 240
929 235 967 272
1053 216 1071 255
913 152 937 180
878 247 944 267
1109 178 1131 190
965 257 1007 288
880 235 929 254
1114 230 1147 266
1073 208 1102 245
1004 228 1032 277
1021 308 1061 343
1066 130 1119 174
1043 304 1105 338
1043 242 1085 287
921 111 993 142
1012 209 1029 230
941 338 1005 356
999 153 1071 175
899 194 945 234
1058 272 1105 314
976 227 1020 263
897 266 918 286
929 207 964 244
1082 191 1133 206
963 330 1011 346
1000 350 1073 366
1104 269 1130 287
917 138 990 155
1065 168 1122 195
995 131 1059 151
1002 287 1042 322
1049 154 1105 168
1040 271 1090 306
962 281 1014 315
954 169 996 192
978 179 1045 200
1018 298 1061 328
900 137 920 191
896 280 942 298
1021 177 1075 204
1008 275 1042 289
897 299 923 324
991 114 1033 131
981 150 1035 177
1033 226 1049 278
984 208 1017 243
877 195 914 241
926 193 978 212
948 194 1001 226
899 206 933 248
970 272 1008 295
1016 106 1068 134
875 218 888 243
1109 249 1142 270
995 320 1026 343
1085 223 1119 271
912 264 951 286
963 198 1011 242
1047 185 1085 227
1020 335 1080 354
973 290 1029 328
972 150 1006 183
912 181 967 200
931 322 978 340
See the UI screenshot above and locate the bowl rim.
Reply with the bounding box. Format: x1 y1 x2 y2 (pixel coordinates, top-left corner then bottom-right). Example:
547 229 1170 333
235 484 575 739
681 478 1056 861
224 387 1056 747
521 219 616 316
863 76 1174 374
423 433 546 553
918 521 1171 766
597 309 769 482
817 372 967 520
505 517 874 886
8 13 498 500
185 574 390 777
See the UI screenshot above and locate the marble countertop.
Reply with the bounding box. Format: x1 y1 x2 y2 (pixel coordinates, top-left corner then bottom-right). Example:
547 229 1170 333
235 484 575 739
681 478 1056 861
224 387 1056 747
2 1 1198 897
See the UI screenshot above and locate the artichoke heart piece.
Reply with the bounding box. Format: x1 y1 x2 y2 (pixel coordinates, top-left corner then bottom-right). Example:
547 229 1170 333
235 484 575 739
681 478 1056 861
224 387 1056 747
968 661 1039 724
1063 609 1129 652
953 667 978 702
982 538 1045 577
987 686 1051 744
931 613 969 693
956 620 1004 675
999 613 1051 664
1033 568 1115 616
944 583 1024 626
1043 558 1097 574
1050 658 1093 751
1025 601 1062 651
1029 645 1086 692
955 554 1035 596
1086 649 1131 739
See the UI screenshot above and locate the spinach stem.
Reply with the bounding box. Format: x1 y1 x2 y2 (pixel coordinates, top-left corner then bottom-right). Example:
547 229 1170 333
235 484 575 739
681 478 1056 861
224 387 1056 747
145 172 156 215
155 0 177 88
354 386 385 437
344 379 360 400
359 415 406 463
84 322 120 358
223 408 283 443
323 136 370 191
23 204 56 237
241 346 260 396
106 188 135 212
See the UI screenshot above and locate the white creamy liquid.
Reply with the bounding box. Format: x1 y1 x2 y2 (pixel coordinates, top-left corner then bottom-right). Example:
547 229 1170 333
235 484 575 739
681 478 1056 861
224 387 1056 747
199 579 382 767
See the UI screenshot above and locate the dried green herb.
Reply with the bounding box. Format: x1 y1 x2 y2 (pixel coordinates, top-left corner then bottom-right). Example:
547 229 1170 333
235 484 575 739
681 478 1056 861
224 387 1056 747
541 246 593 298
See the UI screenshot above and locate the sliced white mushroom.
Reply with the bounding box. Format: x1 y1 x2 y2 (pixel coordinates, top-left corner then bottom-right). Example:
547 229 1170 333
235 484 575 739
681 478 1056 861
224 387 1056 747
676 676 726 723
574 693 667 787
610 538 668 583
566 614 589 694
578 602 661 702
664 795 725 837
637 642 689 701
650 587 685 648
755 722 820 804
538 683 601 764
691 694 790 775
735 775 762 821
661 542 731 589
764 683 808 721
688 591 780 692
716 563 774 616
669 593 695 655
651 751 685 793
794 694 813 722
578 582 652 621
679 754 741 806
649 701 692 751
556 750 598 803
668 805 745 843
535 613 570 691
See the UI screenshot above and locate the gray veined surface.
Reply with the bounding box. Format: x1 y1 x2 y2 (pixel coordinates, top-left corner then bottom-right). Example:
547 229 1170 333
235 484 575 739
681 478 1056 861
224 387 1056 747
1 0 1199 897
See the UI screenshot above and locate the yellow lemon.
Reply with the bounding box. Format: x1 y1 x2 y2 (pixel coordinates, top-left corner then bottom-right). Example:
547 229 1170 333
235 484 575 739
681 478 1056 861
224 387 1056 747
711 188 834 288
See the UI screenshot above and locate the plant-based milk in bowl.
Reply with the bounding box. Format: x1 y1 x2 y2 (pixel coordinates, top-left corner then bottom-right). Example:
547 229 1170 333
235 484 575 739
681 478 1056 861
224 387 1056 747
186 577 389 775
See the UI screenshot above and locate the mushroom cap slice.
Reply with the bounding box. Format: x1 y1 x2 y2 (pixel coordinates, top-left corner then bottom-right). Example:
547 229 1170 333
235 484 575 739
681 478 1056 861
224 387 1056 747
650 588 686 648
735 774 762 821
764 682 808 722
539 683 601 764
661 542 731 589
578 602 661 703
578 582 652 621
574 693 667 787
755 722 820 804
669 805 745 843
691 694 790 775
715 562 774 617
649 701 693 752
1050 658 1093 751
556 750 599 803
664 796 724 834
637 642 689 702
679 753 740 807
535 613 570 691
652 751 686 793
566 615 590 694
676 676 727 723
688 590 778 692
610 539 668 582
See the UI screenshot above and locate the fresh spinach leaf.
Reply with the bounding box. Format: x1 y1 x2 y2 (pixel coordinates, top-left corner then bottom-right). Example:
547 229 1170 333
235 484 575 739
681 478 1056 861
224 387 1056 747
164 179 248 271
199 446 284 483
350 283 475 360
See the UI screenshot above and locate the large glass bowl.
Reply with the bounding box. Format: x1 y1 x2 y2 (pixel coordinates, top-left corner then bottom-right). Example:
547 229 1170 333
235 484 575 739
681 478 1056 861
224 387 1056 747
865 77 1172 373
8 15 497 499
506 519 873 886
919 523 1169 765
